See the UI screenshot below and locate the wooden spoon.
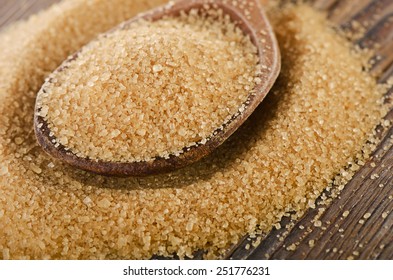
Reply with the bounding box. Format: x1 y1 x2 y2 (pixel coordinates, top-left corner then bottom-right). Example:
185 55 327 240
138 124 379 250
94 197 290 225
34 0 281 177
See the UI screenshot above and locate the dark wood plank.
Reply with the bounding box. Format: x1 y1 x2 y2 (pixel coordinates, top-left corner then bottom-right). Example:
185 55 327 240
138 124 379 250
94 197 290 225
312 0 338 10
1 0 392 260
0 0 59 30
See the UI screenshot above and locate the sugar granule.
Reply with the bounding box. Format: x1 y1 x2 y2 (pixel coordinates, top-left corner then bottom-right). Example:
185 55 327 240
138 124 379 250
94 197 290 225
36 10 259 162
0 0 389 259
363 213 371 219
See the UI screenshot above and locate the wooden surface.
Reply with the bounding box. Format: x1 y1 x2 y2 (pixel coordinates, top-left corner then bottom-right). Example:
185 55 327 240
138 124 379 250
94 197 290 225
1 0 392 260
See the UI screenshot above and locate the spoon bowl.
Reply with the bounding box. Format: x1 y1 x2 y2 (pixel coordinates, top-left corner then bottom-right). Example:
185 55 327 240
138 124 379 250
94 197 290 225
34 0 280 176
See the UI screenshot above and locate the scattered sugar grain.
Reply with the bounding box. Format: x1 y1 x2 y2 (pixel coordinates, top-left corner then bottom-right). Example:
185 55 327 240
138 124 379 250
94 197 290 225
14 137 23 145
286 243 297 251
251 236 262 248
363 213 371 219
30 163 42 174
2 249 10 260
0 165 8 176
314 220 322 227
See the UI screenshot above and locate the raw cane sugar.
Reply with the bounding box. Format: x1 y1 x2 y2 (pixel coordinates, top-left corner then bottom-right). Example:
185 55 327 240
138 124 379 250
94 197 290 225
36 9 259 162
0 0 390 259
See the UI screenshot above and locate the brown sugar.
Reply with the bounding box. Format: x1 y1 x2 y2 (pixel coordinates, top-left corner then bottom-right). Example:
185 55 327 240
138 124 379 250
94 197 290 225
0 0 389 259
36 10 259 162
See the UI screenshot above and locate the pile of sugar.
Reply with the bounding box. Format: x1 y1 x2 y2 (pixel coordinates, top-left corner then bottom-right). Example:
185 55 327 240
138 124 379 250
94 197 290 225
36 10 259 162
0 0 388 259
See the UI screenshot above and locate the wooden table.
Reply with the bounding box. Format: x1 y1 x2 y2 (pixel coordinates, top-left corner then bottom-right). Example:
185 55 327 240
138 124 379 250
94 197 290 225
1 0 392 260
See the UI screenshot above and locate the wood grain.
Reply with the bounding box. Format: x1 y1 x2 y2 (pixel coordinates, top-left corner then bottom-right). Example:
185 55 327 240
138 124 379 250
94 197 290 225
0 0 58 29
0 0 392 260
